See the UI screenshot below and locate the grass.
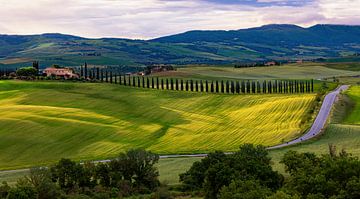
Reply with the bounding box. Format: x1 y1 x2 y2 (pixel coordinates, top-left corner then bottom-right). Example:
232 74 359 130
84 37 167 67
0 80 315 170
159 63 360 81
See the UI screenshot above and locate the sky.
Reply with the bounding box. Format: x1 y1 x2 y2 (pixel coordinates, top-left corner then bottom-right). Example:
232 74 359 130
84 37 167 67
0 0 359 39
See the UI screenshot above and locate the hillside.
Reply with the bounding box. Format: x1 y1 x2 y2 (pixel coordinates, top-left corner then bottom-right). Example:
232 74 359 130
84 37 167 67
0 81 315 169
0 24 360 68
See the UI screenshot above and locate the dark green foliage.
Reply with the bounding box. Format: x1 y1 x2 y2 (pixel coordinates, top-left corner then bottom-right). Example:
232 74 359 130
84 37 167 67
200 80 204 92
241 81 245 93
142 76 145 88
166 79 169 90
257 81 261 93
211 81 214 93
221 80 224 93
138 77 141 87
181 79 184 91
16 67 38 77
176 79 179 90
152 77 155 89
157 77 160 89
230 81 234 94
215 81 219 93
195 80 199 92
161 79 164 90
281 148 360 199
0 182 10 198
170 79 174 90
252 81 256 93
190 80 194 91
263 81 266 93
96 68 100 80
180 144 283 199
225 81 229 93
110 71 113 83
147 77 150 88
246 80 250 93
236 81 240 94
186 80 189 91
219 180 272 199
7 185 37 199
84 63 88 79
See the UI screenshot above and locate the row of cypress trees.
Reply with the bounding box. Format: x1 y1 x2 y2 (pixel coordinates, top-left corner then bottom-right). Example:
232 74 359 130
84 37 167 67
85 70 314 94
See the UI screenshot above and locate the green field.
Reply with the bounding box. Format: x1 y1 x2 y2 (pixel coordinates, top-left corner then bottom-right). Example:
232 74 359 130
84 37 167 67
163 63 360 80
0 80 316 170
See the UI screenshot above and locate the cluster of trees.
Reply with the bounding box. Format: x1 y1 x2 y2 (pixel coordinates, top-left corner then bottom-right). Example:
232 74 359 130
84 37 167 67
0 149 160 199
180 144 360 199
234 61 282 68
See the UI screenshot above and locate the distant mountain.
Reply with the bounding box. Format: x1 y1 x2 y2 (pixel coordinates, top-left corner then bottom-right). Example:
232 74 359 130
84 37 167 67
1 24 360 68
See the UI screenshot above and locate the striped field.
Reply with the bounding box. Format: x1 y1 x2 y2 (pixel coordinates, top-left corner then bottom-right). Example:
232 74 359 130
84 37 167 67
0 80 315 170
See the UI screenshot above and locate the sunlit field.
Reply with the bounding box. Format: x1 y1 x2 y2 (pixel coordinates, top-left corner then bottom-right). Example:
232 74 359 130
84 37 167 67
0 80 315 170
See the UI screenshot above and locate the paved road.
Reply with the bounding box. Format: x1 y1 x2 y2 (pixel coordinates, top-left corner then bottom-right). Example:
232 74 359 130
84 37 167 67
267 85 349 149
0 85 349 174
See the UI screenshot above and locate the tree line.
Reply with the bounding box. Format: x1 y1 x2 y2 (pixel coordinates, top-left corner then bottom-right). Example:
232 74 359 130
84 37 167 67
0 149 161 199
180 144 360 199
80 67 314 94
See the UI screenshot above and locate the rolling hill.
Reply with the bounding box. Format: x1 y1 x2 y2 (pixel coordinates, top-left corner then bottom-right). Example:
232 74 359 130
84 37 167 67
0 24 360 68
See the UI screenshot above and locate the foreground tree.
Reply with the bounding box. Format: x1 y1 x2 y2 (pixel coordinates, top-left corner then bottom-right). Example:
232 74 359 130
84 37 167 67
180 144 283 199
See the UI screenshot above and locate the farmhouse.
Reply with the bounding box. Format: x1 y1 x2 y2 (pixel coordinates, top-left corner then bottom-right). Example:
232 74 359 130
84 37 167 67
43 67 79 79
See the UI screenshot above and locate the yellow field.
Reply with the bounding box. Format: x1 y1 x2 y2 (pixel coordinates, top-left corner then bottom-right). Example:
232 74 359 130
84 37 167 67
0 81 315 169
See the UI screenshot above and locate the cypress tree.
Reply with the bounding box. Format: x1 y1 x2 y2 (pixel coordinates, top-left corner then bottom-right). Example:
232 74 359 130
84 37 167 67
241 81 245 93
268 81 272 94
105 71 109 83
152 77 154 89
100 69 104 82
195 80 199 92
200 80 204 92
171 79 174 90
257 81 261 93
252 81 256 93
203 80 207 92
186 80 189 91
161 79 164 89
215 81 219 93
133 76 136 87
190 80 194 91
236 81 240 94
157 77 159 89
231 81 235 94
225 81 229 93
80 66 84 78
181 79 184 91
96 68 100 80
114 73 117 84
147 77 150 88
142 76 145 88
123 75 126 86
138 77 141 87
211 81 214 93
176 79 179 90
263 81 267 93
84 62 88 79
166 79 169 90
221 80 225 93
311 79 314 92
247 80 251 93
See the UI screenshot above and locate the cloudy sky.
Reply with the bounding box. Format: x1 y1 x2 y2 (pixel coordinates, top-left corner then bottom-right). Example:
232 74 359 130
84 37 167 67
0 0 359 39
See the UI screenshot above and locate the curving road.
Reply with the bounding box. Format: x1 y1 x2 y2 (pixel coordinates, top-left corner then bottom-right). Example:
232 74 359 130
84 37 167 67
0 85 349 174
267 85 349 150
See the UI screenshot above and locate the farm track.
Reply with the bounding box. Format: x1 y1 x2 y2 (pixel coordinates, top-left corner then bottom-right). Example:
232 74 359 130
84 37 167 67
0 85 348 174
